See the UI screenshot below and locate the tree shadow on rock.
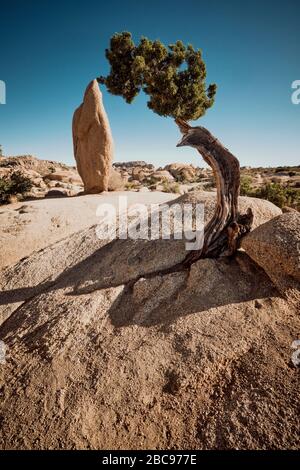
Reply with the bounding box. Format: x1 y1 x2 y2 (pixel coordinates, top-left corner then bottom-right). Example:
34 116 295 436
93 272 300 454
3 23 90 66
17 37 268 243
107 252 279 328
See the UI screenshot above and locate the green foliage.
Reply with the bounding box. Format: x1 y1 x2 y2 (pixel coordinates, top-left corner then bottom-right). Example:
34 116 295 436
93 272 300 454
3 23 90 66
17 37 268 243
255 183 300 210
273 166 300 174
125 181 139 190
161 181 181 194
203 179 216 191
0 171 33 204
240 176 253 196
10 171 33 193
99 32 216 121
147 175 160 186
0 178 11 203
240 179 300 210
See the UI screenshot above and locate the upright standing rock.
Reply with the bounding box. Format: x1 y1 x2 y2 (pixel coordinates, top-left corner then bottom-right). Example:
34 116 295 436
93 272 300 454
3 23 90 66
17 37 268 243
73 80 113 193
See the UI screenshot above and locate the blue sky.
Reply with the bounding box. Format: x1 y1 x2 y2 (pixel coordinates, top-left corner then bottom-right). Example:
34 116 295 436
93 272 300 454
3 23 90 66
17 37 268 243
0 0 299 168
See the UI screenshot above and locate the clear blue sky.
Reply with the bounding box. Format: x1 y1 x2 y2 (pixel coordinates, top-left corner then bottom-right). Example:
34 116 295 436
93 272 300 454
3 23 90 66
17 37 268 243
0 0 299 168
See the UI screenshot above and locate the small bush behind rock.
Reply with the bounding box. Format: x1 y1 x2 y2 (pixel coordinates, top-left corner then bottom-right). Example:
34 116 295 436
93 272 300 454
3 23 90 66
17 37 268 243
240 179 300 211
0 171 33 204
162 181 181 194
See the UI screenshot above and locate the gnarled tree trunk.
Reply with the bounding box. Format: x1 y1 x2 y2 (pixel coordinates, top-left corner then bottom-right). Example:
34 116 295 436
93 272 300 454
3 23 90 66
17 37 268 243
175 118 253 264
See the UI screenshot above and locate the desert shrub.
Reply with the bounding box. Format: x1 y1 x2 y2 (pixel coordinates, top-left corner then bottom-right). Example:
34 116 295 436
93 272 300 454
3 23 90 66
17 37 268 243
240 176 254 196
239 177 299 210
147 175 160 186
288 171 297 177
275 167 289 173
254 183 300 210
162 181 181 194
10 171 33 193
0 171 33 204
203 180 216 191
125 181 139 190
0 178 11 203
175 174 184 183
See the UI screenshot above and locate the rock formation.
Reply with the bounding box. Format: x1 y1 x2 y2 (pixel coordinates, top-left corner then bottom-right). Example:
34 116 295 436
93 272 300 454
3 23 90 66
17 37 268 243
114 161 155 170
0 191 281 271
0 195 299 449
164 163 199 182
108 168 125 191
72 80 113 193
242 212 300 305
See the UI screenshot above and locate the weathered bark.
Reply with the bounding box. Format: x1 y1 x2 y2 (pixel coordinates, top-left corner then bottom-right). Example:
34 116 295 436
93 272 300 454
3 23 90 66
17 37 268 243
175 118 253 264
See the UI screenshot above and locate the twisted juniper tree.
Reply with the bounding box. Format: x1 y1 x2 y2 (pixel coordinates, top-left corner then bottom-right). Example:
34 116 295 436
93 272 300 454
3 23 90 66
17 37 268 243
98 32 252 261
98 32 216 121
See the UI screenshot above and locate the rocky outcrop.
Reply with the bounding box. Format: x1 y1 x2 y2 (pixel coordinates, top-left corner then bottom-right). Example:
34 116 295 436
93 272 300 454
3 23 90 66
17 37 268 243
114 161 155 170
131 167 147 182
0 201 299 449
164 163 200 182
1 157 299 207
0 192 178 270
150 170 175 182
242 212 300 304
0 191 281 271
73 80 113 193
0 156 84 200
43 171 82 185
0 155 71 175
172 191 282 228
108 168 125 191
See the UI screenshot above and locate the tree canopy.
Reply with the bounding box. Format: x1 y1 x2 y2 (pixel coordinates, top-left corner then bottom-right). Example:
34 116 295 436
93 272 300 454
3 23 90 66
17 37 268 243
98 32 217 122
